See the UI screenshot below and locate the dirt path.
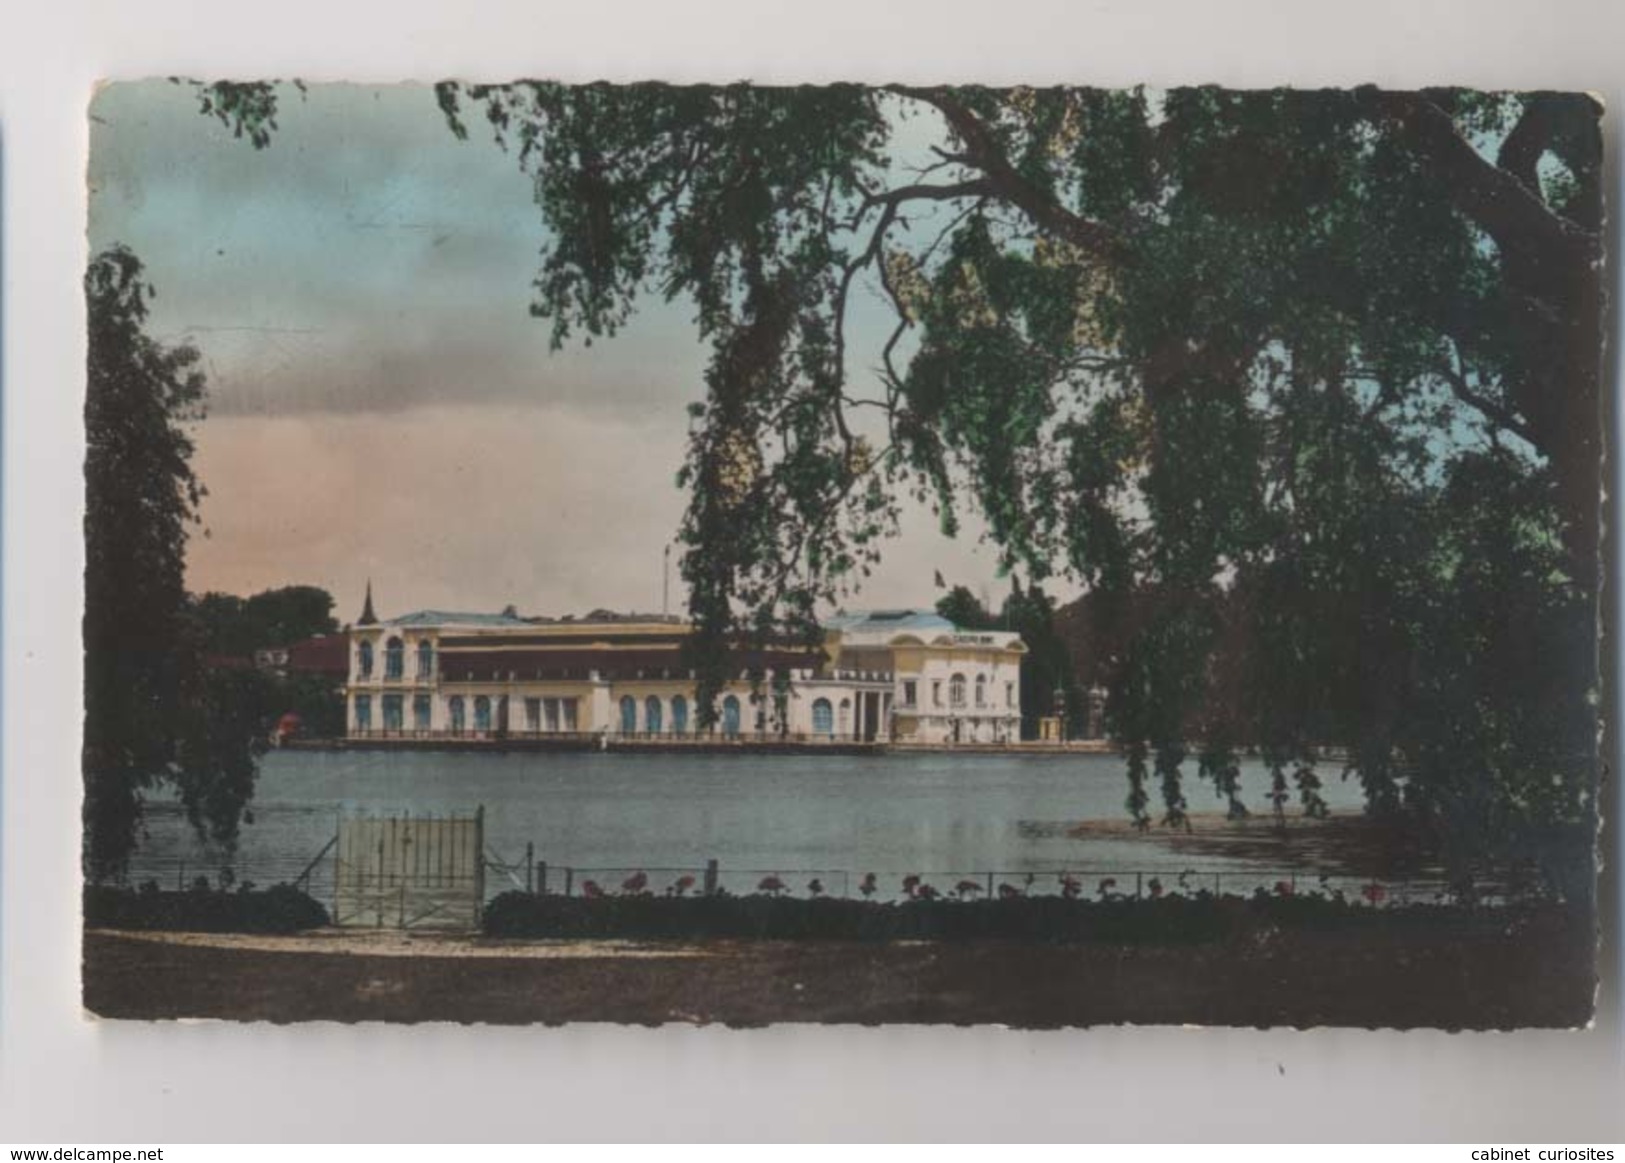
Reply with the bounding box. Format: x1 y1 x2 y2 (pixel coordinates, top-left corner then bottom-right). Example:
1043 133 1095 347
82 910 1594 1028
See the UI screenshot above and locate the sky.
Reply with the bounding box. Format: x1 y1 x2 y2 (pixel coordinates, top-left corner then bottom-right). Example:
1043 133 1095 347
87 80 1022 625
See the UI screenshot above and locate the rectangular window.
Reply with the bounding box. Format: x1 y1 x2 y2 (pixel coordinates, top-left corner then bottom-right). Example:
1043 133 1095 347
524 698 541 731
382 694 404 732
544 698 561 732
932 680 942 707
1006 682 1015 707
562 698 578 731
902 680 917 707
413 694 431 730
354 694 371 732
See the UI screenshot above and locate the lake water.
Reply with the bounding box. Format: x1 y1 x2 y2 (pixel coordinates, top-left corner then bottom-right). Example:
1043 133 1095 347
128 748 1369 899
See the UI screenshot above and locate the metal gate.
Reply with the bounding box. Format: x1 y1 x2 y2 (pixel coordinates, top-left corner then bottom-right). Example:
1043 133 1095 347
332 809 485 929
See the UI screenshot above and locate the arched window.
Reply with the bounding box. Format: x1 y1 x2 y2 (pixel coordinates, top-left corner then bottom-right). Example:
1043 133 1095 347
975 674 987 707
620 695 638 734
354 694 372 733
722 695 741 737
413 694 430 730
382 694 403 732
645 696 663 734
384 637 404 680
474 695 492 733
448 696 465 734
812 697 833 736
416 639 433 679
357 640 373 679
950 673 967 707
671 695 689 734
838 698 852 736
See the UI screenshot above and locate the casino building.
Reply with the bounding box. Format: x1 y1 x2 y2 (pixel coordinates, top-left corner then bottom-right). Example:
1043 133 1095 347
343 590 1025 746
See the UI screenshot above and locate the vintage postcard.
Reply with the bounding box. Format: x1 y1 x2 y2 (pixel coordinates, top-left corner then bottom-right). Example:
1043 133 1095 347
82 79 1603 1026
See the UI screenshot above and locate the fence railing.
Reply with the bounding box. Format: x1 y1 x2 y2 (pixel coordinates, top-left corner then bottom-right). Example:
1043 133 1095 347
502 862 1483 906
113 848 1526 913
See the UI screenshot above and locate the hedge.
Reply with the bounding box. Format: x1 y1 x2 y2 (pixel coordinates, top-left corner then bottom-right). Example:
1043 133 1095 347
84 883 330 934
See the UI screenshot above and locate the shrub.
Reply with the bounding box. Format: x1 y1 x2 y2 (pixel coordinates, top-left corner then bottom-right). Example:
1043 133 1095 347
84 882 329 933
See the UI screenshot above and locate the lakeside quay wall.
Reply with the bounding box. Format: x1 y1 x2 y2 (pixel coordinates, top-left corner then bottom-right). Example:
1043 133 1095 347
285 736 1118 757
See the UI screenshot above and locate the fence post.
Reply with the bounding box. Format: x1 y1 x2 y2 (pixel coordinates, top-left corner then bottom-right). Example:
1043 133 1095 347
537 860 548 896
704 858 719 896
525 842 535 894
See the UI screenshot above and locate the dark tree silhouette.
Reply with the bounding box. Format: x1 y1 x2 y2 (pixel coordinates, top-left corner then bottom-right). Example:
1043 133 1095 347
192 585 339 658
934 585 998 631
84 245 268 879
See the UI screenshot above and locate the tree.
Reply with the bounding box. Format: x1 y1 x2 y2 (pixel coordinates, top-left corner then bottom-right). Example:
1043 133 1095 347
193 82 1602 879
84 245 267 879
934 585 997 631
193 585 339 658
999 580 1085 741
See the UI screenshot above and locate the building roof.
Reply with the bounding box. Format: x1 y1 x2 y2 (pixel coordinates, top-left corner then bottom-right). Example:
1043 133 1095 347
823 609 957 634
384 610 535 628
823 607 1025 652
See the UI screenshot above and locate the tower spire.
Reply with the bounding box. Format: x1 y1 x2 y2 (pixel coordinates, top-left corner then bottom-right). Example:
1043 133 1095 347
358 579 377 626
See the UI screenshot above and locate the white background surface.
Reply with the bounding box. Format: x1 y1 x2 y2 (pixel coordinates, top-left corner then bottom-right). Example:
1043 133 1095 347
2 0 1622 1142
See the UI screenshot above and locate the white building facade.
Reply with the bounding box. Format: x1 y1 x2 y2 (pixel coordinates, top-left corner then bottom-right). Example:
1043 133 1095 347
344 605 1024 746
822 610 1025 744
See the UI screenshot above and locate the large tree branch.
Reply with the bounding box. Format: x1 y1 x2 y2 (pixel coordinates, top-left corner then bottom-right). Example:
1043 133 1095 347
1364 90 1600 275
862 177 995 209
1436 353 1537 447
888 86 1129 266
1496 95 1559 197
